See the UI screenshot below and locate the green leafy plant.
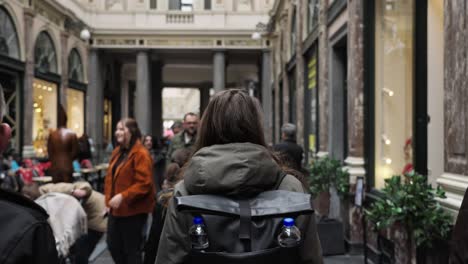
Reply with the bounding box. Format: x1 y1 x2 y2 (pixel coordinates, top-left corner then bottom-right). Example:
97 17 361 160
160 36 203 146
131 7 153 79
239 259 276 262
365 172 452 248
308 157 350 198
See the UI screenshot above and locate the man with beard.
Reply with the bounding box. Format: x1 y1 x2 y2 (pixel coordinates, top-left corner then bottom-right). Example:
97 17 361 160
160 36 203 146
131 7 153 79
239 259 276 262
166 112 198 163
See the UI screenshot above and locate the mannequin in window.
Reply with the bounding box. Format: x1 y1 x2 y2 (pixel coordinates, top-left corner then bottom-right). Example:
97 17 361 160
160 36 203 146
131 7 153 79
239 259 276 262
47 105 79 183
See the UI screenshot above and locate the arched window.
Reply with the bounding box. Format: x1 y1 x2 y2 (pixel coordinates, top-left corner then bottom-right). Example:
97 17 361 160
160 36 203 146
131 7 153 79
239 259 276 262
34 31 57 73
68 49 83 82
0 7 20 59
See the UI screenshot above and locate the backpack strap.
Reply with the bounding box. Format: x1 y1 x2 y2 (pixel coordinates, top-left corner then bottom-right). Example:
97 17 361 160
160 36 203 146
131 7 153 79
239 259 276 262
239 200 252 251
273 172 288 190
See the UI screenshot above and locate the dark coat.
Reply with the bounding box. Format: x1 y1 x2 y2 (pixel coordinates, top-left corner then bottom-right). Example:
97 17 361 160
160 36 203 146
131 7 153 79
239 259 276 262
273 139 304 169
155 143 323 264
450 187 468 263
0 189 58 264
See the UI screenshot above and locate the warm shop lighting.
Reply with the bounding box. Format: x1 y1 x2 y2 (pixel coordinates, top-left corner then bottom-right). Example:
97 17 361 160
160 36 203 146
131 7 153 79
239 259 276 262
382 87 394 97
383 158 392 165
382 134 391 145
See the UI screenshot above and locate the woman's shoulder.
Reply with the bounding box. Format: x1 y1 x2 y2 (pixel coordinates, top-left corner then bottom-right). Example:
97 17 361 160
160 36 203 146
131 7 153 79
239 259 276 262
277 174 306 193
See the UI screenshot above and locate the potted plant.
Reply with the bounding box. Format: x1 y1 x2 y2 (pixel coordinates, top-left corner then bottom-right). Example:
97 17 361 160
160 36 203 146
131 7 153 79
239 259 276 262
365 172 452 264
308 156 350 255
308 156 350 218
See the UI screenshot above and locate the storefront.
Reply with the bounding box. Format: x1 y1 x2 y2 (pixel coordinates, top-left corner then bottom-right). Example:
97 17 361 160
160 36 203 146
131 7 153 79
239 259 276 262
366 0 427 189
33 31 60 157
0 7 23 154
67 48 86 138
304 47 318 163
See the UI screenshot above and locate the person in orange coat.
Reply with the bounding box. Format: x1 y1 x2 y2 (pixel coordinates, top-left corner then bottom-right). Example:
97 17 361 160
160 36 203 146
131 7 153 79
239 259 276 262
104 118 155 264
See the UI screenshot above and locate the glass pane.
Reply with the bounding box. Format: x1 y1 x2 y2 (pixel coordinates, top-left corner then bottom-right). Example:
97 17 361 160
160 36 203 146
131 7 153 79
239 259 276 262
0 8 20 59
33 78 58 157
308 0 319 33
288 71 296 124
104 99 112 145
374 0 414 188
68 49 84 82
34 32 57 73
66 88 85 137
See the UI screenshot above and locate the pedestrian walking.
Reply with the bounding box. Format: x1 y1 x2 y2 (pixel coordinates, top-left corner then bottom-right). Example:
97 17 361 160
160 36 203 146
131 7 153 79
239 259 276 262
155 89 323 264
273 123 304 171
166 112 199 163
143 134 166 192
104 118 155 264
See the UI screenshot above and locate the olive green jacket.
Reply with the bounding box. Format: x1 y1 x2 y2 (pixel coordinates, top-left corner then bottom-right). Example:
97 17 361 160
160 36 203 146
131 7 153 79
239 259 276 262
155 142 323 264
166 131 195 163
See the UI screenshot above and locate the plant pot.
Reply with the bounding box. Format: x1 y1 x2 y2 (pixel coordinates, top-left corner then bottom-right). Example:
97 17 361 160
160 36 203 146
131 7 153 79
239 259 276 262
313 191 330 218
317 218 346 256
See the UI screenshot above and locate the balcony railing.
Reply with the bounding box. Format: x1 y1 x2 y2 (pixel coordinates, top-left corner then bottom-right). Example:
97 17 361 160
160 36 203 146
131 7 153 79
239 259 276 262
166 12 194 23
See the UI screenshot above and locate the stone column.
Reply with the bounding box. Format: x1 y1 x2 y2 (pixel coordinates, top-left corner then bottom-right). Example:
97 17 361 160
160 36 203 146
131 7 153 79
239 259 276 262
295 0 305 148
87 49 104 163
60 32 69 111
199 84 210 117
111 62 122 135
344 0 366 253
151 60 163 138
136 50 152 135
261 49 272 144
213 50 226 92
22 8 35 158
318 0 329 156
437 0 468 217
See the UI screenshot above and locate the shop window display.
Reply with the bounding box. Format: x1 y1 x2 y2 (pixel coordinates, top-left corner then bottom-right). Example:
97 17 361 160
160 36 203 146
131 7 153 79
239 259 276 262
66 89 85 137
307 51 318 157
33 78 58 157
374 0 414 188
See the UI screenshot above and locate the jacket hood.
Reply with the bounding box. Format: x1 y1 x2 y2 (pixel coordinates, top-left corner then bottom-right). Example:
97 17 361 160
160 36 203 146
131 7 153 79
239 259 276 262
184 143 282 197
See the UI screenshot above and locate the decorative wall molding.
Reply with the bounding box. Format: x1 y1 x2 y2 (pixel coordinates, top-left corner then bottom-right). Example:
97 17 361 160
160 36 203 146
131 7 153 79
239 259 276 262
344 156 366 184
437 172 468 220
92 36 265 49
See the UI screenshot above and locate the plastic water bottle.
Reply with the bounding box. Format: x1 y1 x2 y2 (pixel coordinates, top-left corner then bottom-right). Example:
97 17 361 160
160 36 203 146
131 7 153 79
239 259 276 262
190 216 209 250
277 218 301 247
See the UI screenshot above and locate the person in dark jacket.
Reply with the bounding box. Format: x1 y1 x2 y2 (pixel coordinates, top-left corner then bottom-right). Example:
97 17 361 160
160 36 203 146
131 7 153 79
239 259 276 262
273 123 304 170
155 89 323 264
0 84 59 264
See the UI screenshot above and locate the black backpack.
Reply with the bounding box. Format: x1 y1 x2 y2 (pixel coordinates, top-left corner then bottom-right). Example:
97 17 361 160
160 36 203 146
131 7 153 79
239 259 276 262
175 189 314 264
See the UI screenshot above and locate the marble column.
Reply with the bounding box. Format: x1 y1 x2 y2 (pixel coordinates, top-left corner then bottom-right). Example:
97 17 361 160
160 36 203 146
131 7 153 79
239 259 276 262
22 8 35 158
151 60 163 138
136 50 152 135
261 50 272 144
437 0 468 218
87 49 104 163
199 85 210 117
295 0 305 148
344 0 366 253
318 0 329 154
213 50 226 92
60 32 69 111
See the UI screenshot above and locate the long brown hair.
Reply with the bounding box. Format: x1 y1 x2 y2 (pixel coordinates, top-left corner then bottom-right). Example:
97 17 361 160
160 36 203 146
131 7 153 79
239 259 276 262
194 89 266 152
119 118 142 148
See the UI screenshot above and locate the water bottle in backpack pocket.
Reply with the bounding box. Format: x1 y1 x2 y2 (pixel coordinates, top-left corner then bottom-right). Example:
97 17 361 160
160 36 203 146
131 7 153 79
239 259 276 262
277 218 301 248
190 216 209 251
177 190 313 264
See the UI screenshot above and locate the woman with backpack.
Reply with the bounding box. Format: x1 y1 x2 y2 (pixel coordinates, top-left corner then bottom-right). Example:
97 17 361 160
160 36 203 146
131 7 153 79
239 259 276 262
155 89 323 264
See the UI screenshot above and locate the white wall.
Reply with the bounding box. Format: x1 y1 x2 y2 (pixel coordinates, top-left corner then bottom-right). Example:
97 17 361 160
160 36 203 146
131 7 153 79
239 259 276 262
427 0 444 185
